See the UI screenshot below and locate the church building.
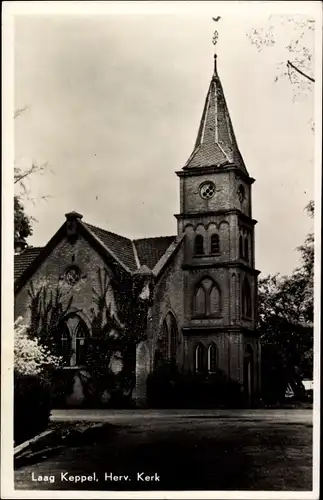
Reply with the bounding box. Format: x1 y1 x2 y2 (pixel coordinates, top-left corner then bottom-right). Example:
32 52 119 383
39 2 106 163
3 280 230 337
14 52 261 407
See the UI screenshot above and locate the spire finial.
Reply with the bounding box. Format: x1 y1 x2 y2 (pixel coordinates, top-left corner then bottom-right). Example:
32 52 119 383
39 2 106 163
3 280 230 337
212 16 221 74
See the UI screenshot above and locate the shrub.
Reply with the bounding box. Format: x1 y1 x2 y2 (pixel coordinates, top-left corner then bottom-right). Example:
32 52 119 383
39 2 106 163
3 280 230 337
147 362 244 409
14 317 61 445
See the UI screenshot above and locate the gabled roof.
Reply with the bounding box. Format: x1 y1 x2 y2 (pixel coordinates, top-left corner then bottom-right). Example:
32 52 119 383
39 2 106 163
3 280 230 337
133 236 176 270
184 54 248 175
14 217 181 290
84 222 137 272
14 247 43 281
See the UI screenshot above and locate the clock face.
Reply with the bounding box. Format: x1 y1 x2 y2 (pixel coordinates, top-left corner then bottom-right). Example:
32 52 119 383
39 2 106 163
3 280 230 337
200 181 215 200
64 265 81 286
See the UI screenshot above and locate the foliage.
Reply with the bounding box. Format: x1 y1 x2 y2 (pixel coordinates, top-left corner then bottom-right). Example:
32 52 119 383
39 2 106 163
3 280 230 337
26 265 153 406
14 316 61 376
84 266 153 404
28 280 76 356
14 195 33 243
147 362 244 409
258 201 314 402
14 317 61 445
14 106 49 245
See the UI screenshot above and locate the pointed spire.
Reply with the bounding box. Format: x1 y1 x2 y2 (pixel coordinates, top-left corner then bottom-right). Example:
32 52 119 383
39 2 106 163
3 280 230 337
184 55 248 174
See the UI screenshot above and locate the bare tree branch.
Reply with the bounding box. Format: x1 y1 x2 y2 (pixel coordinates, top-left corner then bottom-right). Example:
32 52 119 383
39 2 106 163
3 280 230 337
14 162 48 185
287 60 315 83
14 106 29 119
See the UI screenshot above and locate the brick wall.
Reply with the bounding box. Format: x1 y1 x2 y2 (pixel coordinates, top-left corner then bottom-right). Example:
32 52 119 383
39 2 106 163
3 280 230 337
15 233 118 328
150 244 185 369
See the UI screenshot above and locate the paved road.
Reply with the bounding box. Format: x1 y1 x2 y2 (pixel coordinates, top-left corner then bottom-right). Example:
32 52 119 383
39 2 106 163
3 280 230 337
15 409 313 492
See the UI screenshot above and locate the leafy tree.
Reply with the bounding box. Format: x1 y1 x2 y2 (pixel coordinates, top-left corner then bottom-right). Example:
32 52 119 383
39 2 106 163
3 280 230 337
258 201 314 402
14 195 33 243
14 317 61 444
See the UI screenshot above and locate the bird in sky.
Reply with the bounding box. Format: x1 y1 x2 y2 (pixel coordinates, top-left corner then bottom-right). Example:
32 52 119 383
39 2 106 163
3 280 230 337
212 16 221 22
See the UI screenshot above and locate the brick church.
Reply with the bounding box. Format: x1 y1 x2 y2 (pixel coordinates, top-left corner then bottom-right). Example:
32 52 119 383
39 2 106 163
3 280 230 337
14 53 261 407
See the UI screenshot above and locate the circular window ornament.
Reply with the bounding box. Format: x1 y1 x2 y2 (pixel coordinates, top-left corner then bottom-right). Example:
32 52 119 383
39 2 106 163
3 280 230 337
64 265 81 286
200 181 215 200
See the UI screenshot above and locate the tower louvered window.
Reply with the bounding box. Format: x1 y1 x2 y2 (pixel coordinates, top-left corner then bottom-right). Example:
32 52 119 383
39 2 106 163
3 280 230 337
244 237 249 261
210 234 220 253
242 278 252 318
194 234 204 256
239 235 243 258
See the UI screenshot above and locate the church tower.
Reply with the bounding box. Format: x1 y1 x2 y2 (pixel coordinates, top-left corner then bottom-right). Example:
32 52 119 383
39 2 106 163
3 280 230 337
176 54 260 403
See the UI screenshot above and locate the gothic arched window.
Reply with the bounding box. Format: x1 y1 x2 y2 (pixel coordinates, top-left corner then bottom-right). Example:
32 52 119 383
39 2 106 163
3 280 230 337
193 278 221 317
194 234 204 256
239 235 243 258
194 286 206 316
74 319 88 366
195 343 207 373
60 315 90 367
242 278 252 318
169 314 178 361
209 284 221 316
60 323 71 365
161 313 179 361
210 234 220 254
237 184 245 204
208 343 218 372
244 237 249 262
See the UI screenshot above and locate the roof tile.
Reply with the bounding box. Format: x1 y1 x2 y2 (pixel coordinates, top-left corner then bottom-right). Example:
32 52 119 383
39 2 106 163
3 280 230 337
134 236 176 270
14 247 43 281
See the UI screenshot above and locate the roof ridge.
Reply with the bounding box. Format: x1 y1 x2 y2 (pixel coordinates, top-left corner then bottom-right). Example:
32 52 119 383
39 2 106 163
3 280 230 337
133 235 176 242
84 222 132 242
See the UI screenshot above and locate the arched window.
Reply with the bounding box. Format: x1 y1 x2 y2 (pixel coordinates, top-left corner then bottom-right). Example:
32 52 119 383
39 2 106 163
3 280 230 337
60 315 90 367
244 237 249 261
239 235 243 258
194 286 206 316
244 344 254 405
195 343 207 373
210 234 220 254
159 319 169 361
161 313 179 361
242 278 252 318
194 234 204 256
209 284 221 316
60 323 71 365
208 343 218 372
74 319 88 366
169 314 178 361
237 184 245 204
193 278 221 317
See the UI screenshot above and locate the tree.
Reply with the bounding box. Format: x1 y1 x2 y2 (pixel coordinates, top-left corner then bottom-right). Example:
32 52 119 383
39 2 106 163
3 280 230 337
247 15 315 102
14 196 33 243
258 201 314 402
14 316 61 376
14 106 49 246
14 317 61 444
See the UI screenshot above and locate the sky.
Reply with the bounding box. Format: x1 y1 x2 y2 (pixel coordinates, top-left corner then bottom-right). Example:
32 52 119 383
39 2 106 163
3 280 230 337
12 3 318 277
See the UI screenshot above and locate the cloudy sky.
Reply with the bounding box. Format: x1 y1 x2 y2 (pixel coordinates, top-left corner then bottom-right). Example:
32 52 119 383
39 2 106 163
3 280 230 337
12 2 318 277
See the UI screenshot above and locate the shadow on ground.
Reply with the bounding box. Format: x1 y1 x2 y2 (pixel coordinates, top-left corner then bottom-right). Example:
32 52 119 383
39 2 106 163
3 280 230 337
15 413 313 491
